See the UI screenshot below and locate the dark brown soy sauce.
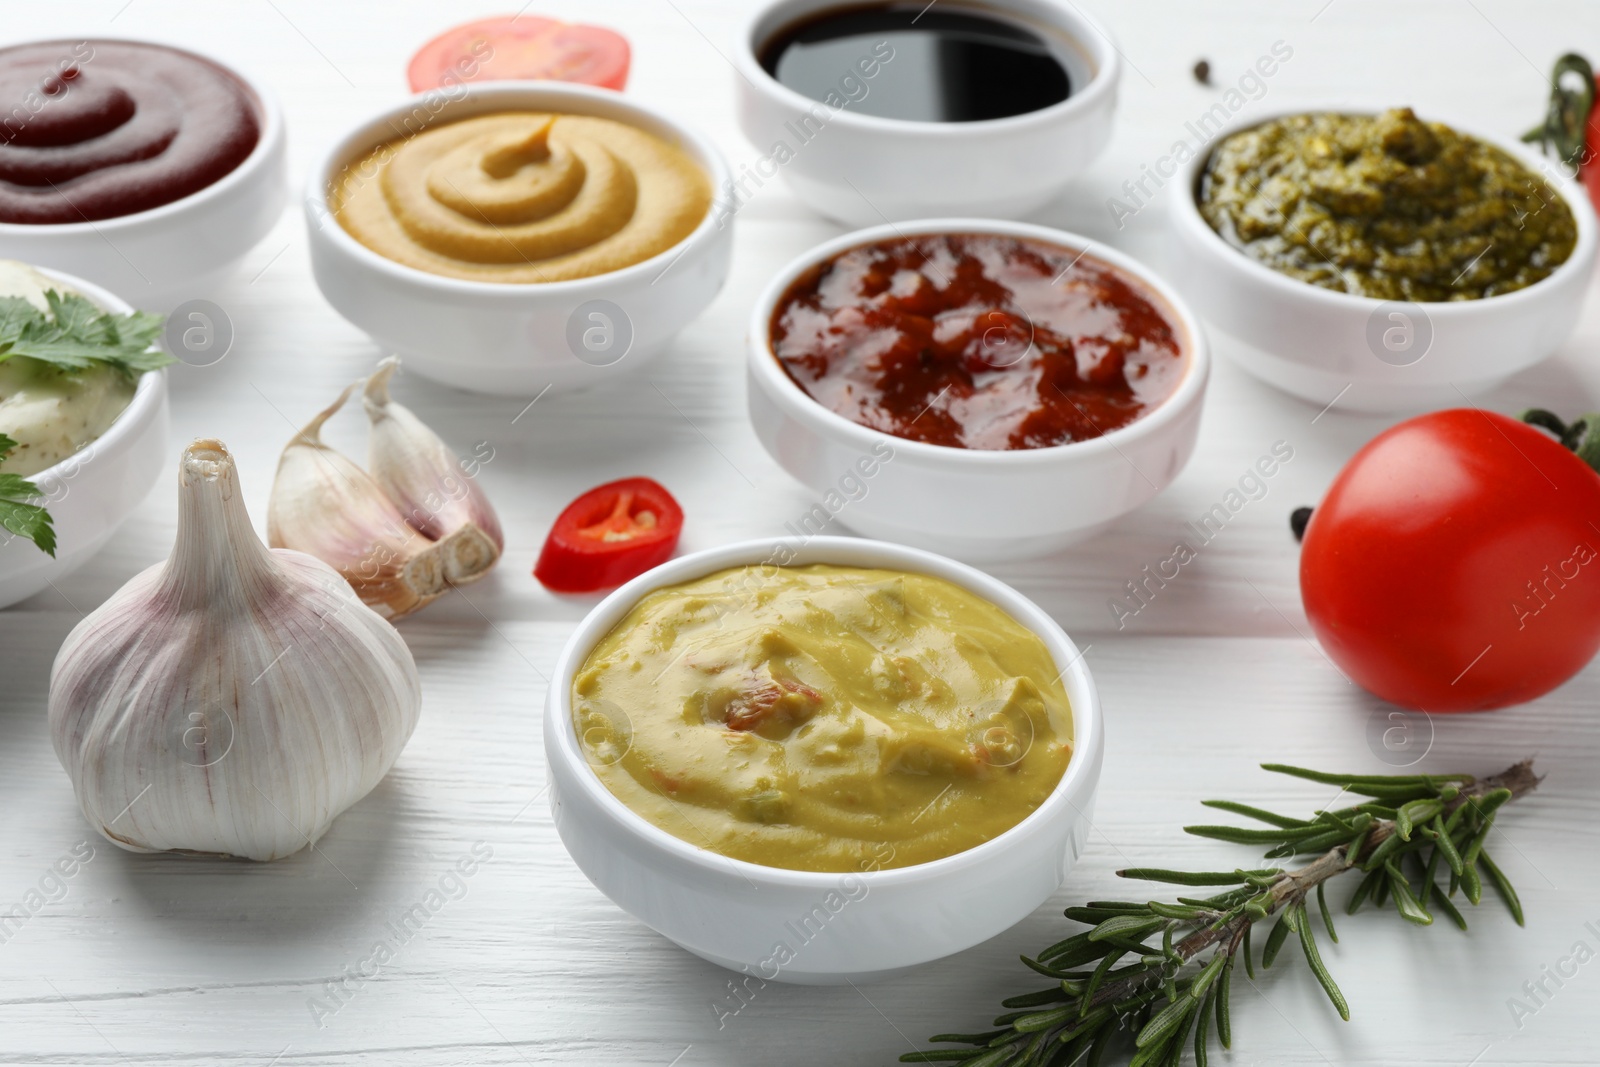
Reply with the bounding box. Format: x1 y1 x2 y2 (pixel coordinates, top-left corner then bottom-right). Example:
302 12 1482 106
759 3 1072 123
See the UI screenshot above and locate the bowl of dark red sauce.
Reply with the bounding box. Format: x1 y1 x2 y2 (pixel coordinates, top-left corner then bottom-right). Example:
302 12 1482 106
748 221 1209 561
733 0 1119 224
0 39 287 309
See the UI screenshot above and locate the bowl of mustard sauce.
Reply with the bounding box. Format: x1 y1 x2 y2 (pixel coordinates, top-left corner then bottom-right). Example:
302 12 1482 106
544 535 1103 983
305 82 733 396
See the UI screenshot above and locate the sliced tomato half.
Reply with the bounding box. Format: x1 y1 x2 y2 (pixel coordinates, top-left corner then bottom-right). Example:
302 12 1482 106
534 478 683 594
407 15 631 93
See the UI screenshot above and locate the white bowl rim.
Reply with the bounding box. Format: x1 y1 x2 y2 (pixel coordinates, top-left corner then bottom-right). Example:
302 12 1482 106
14 266 164 485
304 81 733 298
734 0 1121 137
0 35 284 236
747 217 1211 466
1171 103 1599 312
547 535 1103 889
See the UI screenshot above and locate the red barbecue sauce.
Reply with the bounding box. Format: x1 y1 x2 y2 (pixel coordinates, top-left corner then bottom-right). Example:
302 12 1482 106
0 40 260 223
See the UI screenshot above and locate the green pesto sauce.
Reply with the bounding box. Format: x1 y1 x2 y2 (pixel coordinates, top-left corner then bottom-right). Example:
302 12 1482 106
1198 108 1577 302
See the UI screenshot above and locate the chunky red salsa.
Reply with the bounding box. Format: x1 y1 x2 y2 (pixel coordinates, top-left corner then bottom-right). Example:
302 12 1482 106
770 234 1186 450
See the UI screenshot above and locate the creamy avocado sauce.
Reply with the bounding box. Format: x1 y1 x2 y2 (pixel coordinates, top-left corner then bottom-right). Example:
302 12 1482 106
1198 108 1577 301
573 564 1073 872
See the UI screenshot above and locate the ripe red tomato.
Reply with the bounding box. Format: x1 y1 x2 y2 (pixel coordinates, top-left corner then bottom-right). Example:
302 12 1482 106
1584 71 1600 209
407 16 631 94
1301 409 1600 712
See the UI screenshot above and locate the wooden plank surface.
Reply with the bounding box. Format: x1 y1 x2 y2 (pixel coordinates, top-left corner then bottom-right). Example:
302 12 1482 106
2 0 1599 1063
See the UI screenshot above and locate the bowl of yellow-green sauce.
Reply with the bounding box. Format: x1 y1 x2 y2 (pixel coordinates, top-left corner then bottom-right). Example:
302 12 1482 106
544 536 1102 983
1170 106 1597 413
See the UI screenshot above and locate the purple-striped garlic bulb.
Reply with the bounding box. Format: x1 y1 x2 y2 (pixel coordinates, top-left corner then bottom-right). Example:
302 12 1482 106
48 439 421 861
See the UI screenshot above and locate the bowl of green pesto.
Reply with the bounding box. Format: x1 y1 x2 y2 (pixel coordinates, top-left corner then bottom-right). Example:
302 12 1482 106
1170 107 1597 413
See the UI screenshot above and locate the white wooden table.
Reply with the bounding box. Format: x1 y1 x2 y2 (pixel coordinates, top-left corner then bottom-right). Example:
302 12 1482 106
3 1 1598 1063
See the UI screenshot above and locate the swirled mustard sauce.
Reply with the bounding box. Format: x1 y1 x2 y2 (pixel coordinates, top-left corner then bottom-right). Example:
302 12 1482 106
573 564 1073 872
0 40 260 223
1198 108 1576 301
331 112 711 283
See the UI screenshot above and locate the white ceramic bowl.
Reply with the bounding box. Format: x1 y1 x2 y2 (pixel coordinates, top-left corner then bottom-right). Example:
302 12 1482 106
747 219 1210 562
305 83 734 396
1169 107 1599 414
0 39 287 312
545 535 1103 984
734 0 1119 225
0 269 169 609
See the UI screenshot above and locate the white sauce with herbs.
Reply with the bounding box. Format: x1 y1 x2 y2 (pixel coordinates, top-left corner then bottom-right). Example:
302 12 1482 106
0 261 136 478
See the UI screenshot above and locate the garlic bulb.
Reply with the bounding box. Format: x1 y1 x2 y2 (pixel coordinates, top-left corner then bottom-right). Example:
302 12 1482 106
268 383 446 619
49 439 421 861
364 357 502 583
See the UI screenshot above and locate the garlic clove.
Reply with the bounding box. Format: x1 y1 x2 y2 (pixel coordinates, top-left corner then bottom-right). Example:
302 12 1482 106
434 521 501 587
268 382 445 619
49 439 422 862
363 357 503 585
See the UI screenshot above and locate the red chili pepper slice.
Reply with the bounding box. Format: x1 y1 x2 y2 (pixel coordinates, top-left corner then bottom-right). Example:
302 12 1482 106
533 477 683 593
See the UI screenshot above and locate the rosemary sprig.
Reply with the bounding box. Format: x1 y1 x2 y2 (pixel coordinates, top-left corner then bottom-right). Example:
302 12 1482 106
901 760 1540 1067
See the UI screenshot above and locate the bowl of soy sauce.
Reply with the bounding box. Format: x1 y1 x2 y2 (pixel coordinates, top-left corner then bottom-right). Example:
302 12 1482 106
733 0 1119 225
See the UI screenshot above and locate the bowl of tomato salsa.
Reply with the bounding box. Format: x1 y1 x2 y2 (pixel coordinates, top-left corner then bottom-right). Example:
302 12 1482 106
747 220 1209 561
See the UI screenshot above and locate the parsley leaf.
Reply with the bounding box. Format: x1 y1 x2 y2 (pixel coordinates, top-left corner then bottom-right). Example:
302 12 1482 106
0 297 37 347
0 436 55 556
0 290 171 379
